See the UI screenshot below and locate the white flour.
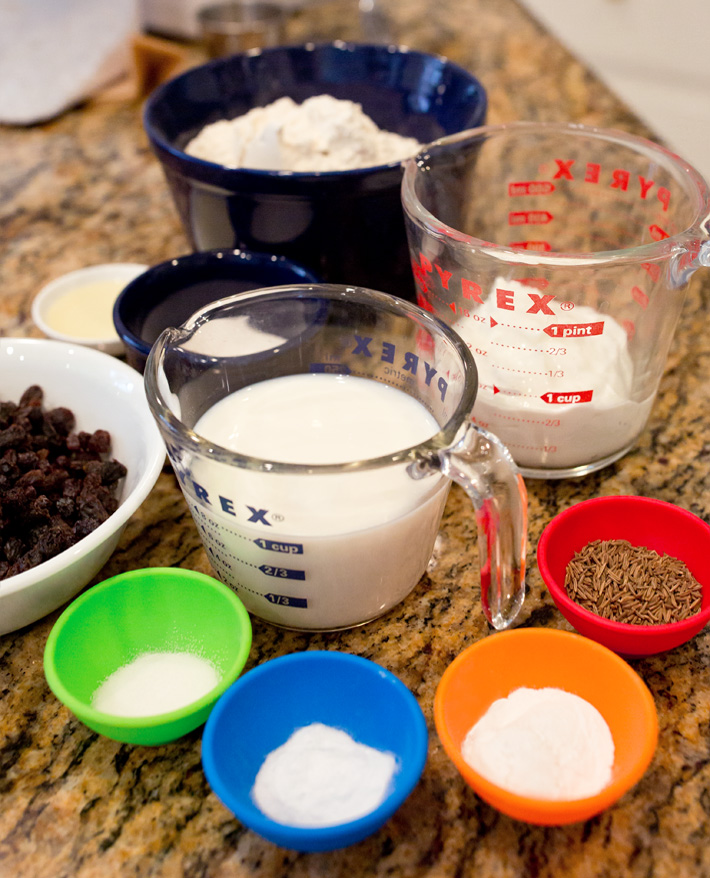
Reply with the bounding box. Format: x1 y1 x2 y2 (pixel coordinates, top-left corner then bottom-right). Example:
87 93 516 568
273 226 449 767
91 651 219 717
252 722 398 827
453 281 654 470
185 95 421 171
462 687 614 800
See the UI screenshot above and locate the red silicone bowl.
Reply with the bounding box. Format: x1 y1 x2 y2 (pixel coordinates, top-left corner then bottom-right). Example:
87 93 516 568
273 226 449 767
537 496 710 656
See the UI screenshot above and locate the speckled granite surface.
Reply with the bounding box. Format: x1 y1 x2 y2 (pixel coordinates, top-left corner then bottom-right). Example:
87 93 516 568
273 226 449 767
2 0 710 875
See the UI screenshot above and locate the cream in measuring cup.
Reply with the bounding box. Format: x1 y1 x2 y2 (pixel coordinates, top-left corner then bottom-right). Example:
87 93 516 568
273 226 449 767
401 122 710 479
144 284 527 631
453 283 653 471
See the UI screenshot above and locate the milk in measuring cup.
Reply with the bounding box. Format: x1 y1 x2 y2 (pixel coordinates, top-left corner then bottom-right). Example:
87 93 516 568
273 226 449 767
187 373 448 630
453 279 655 470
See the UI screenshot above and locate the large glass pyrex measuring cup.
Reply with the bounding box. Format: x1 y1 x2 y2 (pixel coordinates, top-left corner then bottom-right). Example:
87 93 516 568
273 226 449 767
144 284 527 631
401 122 710 478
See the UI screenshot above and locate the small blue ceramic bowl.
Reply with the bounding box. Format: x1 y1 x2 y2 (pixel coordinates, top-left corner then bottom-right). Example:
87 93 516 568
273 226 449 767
113 248 319 372
201 650 428 852
143 42 487 302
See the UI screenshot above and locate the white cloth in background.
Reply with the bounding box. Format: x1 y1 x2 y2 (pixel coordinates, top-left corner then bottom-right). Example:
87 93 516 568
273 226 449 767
0 0 139 125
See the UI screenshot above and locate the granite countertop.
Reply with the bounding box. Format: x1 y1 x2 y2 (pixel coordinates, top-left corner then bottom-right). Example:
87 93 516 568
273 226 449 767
2 0 710 875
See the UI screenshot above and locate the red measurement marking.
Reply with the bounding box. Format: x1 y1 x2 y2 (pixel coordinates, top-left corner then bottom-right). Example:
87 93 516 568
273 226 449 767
490 317 544 332
642 262 661 282
649 224 669 241
513 277 550 290
631 286 649 309
416 328 435 354
508 181 555 196
491 341 547 353
543 321 604 338
510 240 552 251
509 210 554 226
541 390 593 404
483 384 545 400
496 365 556 377
489 413 562 426
478 383 508 395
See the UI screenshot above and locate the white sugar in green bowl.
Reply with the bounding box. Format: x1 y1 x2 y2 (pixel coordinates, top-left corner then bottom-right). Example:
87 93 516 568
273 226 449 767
44 567 252 746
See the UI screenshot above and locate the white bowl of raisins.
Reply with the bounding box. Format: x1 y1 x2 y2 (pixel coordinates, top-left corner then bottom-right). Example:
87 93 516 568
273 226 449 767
0 338 165 635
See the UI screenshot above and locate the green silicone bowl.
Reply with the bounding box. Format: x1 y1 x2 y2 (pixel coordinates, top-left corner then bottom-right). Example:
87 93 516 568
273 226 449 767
44 567 252 745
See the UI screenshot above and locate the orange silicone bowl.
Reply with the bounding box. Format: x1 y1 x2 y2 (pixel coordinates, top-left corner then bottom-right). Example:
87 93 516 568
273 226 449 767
434 628 658 825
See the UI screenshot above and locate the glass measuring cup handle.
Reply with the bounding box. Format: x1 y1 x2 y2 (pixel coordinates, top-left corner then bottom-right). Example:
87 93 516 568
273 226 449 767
412 424 528 629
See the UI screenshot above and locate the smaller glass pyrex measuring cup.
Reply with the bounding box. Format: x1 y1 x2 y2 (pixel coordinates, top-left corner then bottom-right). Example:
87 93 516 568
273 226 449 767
144 284 527 631
401 122 710 478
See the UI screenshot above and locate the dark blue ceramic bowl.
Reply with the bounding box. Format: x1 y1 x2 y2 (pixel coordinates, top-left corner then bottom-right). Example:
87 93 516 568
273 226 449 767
201 651 428 852
143 42 487 302
113 248 319 372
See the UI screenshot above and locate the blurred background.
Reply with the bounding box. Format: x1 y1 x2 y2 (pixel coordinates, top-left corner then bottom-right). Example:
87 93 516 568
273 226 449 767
1 0 708 182
517 0 710 182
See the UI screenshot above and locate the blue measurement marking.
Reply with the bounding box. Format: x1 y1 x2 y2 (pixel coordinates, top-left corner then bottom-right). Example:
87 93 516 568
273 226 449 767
309 363 351 374
253 538 304 555
265 594 308 607
259 565 306 580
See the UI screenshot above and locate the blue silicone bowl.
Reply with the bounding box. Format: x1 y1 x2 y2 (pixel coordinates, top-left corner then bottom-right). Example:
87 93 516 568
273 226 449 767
113 248 319 372
143 42 487 302
201 650 428 851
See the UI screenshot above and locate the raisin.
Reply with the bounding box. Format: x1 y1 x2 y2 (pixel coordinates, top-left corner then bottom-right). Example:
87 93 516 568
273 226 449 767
55 497 75 519
35 520 75 558
65 433 81 452
3 536 24 563
0 387 128 580
0 401 18 429
101 460 127 485
16 469 46 490
0 424 27 451
88 430 111 454
7 546 44 577
73 518 101 540
29 494 53 522
19 386 43 407
17 451 39 470
0 451 19 481
45 407 75 436
76 494 110 524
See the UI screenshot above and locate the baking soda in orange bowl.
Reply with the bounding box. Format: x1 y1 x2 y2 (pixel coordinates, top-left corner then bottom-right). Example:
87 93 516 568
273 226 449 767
434 628 658 825
43 567 252 745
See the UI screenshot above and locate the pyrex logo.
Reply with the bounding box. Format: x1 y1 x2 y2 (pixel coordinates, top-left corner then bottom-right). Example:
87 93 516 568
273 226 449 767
351 333 449 401
195 479 273 523
167 459 275 525
413 253 559 316
547 159 671 213
247 506 270 525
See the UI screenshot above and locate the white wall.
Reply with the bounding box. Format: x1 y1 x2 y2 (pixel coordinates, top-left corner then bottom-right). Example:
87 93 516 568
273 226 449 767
518 0 710 183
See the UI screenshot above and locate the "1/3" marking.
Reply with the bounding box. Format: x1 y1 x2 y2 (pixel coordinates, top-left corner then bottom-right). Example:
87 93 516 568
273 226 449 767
264 593 308 608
